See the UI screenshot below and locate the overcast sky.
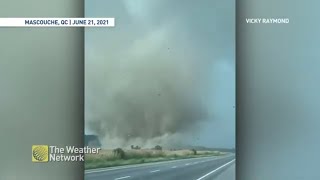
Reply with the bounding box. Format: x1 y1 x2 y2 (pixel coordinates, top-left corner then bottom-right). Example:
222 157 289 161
85 0 235 148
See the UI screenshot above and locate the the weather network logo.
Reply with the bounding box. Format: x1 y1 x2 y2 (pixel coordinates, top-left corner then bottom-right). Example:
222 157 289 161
32 144 100 162
32 145 49 162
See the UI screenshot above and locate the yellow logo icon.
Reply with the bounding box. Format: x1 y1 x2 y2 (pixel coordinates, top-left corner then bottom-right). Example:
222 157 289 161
32 145 49 162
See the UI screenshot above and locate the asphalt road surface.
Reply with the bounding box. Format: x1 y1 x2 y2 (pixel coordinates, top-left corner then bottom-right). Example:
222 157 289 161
85 154 235 180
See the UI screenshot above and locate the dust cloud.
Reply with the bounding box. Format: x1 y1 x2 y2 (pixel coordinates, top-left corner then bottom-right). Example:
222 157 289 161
85 0 234 148
86 36 212 148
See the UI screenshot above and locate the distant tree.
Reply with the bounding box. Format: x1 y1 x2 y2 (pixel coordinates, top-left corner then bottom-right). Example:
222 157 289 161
113 148 125 159
154 145 162 150
131 145 141 150
191 149 197 155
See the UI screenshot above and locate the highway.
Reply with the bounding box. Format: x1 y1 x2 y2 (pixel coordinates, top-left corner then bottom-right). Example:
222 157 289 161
85 154 235 180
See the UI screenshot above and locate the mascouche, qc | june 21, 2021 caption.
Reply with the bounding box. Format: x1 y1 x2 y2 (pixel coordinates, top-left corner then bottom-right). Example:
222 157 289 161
0 18 115 27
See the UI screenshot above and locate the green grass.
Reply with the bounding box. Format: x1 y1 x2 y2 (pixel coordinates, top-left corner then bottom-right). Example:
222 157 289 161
85 149 226 170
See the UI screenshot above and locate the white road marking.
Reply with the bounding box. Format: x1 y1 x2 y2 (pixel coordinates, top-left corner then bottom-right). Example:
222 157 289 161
172 166 177 168
185 163 190 165
85 156 228 174
150 170 160 173
196 159 235 180
114 176 131 180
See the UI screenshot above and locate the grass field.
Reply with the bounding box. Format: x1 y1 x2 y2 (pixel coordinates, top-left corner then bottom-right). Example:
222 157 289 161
85 149 226 170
